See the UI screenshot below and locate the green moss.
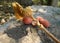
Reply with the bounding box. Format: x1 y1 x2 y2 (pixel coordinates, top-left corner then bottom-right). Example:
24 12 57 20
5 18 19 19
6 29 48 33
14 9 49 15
32 0 40 4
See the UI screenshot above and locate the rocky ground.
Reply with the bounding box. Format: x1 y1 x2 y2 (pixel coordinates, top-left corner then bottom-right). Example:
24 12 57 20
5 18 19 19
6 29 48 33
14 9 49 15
0 5 60 43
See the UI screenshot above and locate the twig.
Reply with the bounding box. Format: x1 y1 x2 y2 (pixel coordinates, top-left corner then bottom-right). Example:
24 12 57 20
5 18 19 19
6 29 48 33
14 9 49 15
12 2 60 43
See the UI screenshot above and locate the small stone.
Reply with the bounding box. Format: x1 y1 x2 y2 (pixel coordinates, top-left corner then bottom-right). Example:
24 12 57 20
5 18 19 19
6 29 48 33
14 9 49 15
1 19 6 24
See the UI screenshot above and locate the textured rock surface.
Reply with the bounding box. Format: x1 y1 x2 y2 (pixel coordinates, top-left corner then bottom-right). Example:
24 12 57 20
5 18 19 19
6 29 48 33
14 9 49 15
0 6 60 43
0 20 42 43
31 5 60 43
